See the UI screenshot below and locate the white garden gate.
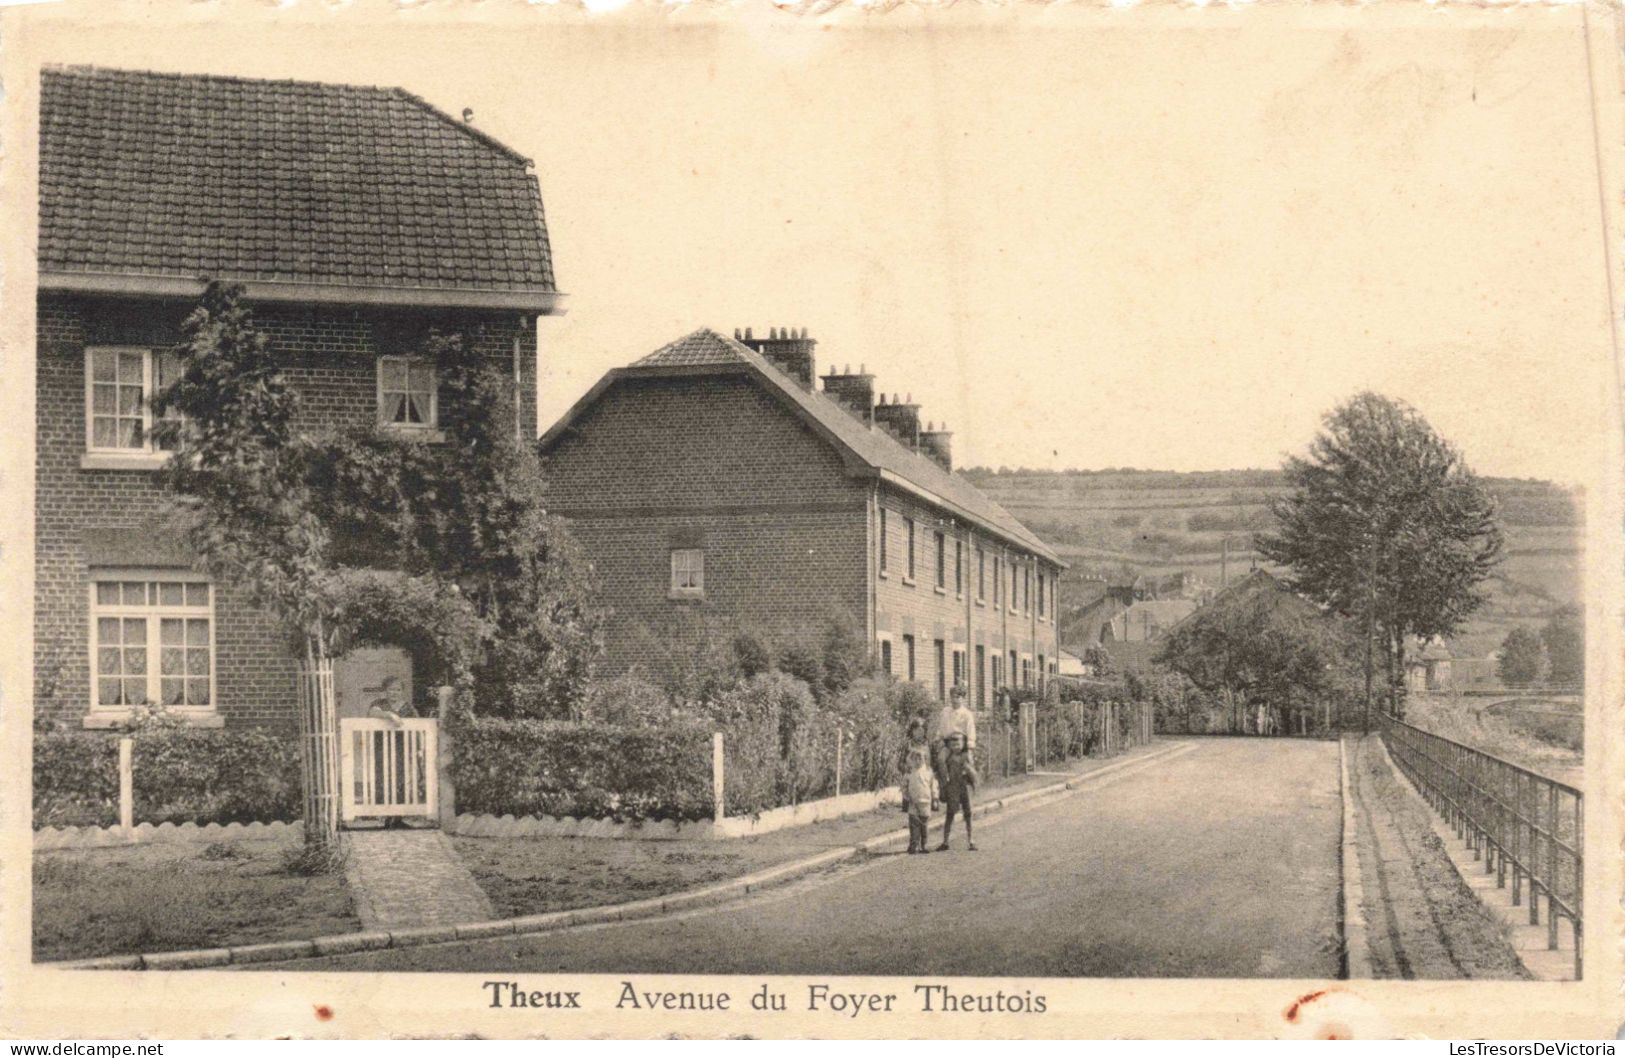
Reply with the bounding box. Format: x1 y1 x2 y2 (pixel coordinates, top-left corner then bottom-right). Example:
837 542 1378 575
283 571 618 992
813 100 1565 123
338 717 439 824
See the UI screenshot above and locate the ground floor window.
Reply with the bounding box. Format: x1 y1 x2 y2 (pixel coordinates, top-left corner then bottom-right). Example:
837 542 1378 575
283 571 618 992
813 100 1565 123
878 636 893 677
902 634 916 682
91 576 213 710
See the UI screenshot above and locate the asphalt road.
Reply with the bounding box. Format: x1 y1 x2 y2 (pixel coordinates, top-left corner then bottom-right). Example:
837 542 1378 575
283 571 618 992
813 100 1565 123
281 737 1343 977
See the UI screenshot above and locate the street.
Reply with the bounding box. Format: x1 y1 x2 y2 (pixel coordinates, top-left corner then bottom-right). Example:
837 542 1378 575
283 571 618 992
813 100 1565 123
275 738 1343 977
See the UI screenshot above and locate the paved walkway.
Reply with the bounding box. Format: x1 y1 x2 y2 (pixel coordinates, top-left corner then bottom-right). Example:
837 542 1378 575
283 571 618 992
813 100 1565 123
343 827 494 930
296 738 1345 976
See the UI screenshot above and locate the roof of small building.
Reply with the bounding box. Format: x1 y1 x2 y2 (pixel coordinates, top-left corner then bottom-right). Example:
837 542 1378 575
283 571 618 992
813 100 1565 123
1101 640 1161 674
38 66 557 310
545 327 1062 565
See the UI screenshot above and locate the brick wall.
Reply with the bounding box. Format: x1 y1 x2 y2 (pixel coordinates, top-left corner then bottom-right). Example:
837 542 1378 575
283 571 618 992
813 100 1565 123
541 369 1060 685
543 373 869 671
35 293 534 728
871 485 1060 710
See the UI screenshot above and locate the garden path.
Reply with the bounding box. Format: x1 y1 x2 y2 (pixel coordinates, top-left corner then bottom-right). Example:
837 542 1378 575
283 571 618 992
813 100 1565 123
343 827 495 930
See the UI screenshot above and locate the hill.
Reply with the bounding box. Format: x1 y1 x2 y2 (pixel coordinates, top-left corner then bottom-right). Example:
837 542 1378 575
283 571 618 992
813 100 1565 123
962 467 1582 658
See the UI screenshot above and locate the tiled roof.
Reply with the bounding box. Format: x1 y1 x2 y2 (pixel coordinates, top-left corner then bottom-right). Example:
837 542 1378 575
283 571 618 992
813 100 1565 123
562 327 1061 565
39 66 555 301
634 331 752 369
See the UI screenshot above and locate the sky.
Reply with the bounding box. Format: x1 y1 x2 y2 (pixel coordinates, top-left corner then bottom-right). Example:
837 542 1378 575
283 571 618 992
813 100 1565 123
8 4 1619 486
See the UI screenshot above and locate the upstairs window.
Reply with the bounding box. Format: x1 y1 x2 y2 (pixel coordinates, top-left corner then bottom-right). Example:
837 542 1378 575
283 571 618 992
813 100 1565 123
86 347 184 455
1038 570 1047 616
977 548 986 601
905 519 916 581
378 356 438 430
934 531 946 589
670 548 705 598
955 541 964 596
879 509 889 574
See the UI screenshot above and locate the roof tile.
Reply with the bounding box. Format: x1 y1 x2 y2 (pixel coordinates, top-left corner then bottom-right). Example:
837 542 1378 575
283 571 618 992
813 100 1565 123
39 66 555 295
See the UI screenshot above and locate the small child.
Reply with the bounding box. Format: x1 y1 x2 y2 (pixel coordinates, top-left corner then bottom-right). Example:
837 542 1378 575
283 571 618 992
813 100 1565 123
901 748 934 854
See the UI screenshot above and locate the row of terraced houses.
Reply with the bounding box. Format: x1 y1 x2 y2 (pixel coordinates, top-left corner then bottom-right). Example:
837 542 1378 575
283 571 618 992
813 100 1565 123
32 65 1062 732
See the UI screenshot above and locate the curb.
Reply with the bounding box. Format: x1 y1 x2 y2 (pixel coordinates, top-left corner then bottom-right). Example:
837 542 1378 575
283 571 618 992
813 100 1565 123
1338 736 1374 979
51 740 1193 972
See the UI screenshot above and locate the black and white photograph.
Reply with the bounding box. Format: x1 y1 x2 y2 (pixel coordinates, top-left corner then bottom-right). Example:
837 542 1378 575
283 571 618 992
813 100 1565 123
2 0 1621 1040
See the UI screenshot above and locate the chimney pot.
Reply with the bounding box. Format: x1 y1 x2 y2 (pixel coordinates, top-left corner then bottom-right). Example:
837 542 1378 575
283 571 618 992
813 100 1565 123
738 324 818 390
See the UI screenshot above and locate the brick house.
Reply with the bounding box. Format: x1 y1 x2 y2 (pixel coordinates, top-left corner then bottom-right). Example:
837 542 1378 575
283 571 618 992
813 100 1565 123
34 66 560 729
537 327 1065 707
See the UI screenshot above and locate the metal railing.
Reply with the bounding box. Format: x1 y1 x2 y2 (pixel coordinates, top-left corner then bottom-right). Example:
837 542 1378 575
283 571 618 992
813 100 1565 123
1380 712 1582 978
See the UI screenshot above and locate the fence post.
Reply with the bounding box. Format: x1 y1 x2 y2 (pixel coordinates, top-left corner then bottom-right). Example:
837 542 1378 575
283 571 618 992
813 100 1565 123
835 727 844 798
712 732 725 824
118 737 134 840
436 686 457 828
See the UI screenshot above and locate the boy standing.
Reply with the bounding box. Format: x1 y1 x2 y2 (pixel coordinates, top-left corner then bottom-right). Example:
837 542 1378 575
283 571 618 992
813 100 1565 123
901 749 934 854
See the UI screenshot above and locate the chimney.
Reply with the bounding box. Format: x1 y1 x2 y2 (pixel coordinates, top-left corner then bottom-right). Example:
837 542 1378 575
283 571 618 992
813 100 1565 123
737 326 816 390
820 362 876 424
873 392 921 449
919 421 953 471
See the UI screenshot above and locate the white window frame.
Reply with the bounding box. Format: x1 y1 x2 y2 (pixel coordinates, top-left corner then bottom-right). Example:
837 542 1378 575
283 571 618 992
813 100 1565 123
83 346 184 468
376 355 440 433
669 548 705 599
88 572 216 719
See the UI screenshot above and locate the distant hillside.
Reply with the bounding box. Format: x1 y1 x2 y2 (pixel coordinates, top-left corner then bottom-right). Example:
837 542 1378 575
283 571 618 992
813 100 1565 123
962 467 1582 658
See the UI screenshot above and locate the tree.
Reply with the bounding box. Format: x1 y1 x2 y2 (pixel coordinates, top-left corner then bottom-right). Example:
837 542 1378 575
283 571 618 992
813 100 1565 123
156 282 343 851
1497 626 1547 688
1540 605 1583 686
1155 572 1358 734
1258 393 1502 727
156 282 605 847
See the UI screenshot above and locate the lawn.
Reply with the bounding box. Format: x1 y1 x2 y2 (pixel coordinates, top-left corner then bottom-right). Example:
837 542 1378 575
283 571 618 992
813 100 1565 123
33 834 359 962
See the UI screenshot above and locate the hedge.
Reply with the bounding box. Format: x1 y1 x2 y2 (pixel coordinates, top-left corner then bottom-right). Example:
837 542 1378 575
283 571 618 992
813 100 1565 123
33 733 119 828
33 728 301 829
450 716 715 823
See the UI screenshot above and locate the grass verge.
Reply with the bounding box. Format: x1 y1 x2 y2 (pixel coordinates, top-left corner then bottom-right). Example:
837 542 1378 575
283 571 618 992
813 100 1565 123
1349 735 1528 980
34 835 359 962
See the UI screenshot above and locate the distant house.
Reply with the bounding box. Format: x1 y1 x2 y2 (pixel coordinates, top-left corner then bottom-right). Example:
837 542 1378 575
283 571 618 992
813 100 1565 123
1406 639 1455 693
537 327 1066 708
1057 648 1089 678
34 66 559 729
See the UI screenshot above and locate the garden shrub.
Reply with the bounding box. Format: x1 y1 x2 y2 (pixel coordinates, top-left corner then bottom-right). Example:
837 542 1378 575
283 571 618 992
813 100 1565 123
828 677 912 792
32 728 301 829
579 672 679 727
131 727 302 825
33 733 119 828
451 716 714 822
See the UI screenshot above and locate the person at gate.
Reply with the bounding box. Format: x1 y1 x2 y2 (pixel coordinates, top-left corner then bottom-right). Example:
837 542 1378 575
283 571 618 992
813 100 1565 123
366 675 416 726
361 676 416 829
900 749 934 854
937 731 976 852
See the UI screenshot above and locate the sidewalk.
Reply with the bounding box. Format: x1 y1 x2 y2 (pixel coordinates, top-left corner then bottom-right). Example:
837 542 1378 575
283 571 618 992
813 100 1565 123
455 741 1171 920
344 828 494 930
